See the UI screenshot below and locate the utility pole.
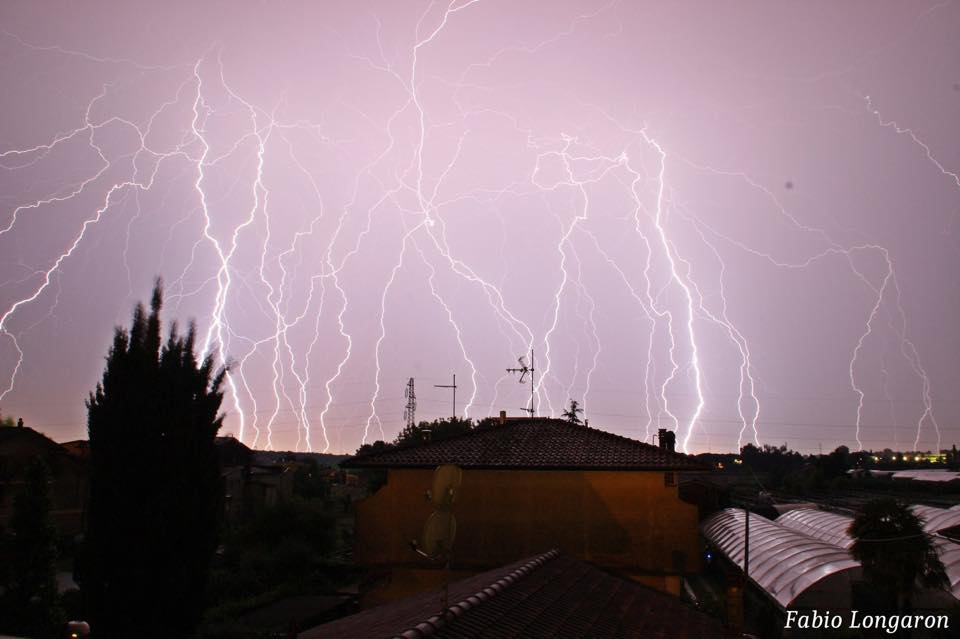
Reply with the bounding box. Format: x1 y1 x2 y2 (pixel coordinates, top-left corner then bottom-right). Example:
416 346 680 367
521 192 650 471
435 374 457 421
506 349 535 416
404 378 417 430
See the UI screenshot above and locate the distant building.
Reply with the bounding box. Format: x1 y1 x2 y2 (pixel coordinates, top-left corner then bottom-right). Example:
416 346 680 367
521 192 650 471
246 462 295 510
301 550 736 639
342 416 706 605
61 439 91 460
216 436 253 527
215 436 294 527
678 473 731 520
0 426 87 536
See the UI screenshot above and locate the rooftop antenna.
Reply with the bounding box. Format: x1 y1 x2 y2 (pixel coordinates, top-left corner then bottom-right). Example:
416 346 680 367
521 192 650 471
434 374 457 420
506 349 535 416
411 464 462 610
404 378 417 431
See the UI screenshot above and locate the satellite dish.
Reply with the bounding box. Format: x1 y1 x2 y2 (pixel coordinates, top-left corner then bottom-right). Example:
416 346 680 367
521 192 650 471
412 464 461 562
428 464 462 508
418 510 457 559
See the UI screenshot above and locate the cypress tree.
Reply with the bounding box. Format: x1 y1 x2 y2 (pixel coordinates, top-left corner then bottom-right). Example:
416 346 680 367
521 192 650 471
82 280 226 638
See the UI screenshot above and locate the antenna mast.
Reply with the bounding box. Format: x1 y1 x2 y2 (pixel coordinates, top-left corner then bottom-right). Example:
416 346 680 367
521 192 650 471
506 349 535 416
434 374 457 421
404 378 417 430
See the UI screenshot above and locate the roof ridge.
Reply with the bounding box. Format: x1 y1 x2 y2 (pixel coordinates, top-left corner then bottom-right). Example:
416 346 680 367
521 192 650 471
391 549 560 639
352 418 659 459
0 425 70 449
349 417 574 463
563 419 690 457
344 418 706 470
349 419 508 461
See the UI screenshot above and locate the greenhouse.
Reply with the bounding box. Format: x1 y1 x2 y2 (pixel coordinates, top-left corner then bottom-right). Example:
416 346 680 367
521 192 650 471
702 509 860 608
912 504 960 535
776 508 855 549
777 506 960 599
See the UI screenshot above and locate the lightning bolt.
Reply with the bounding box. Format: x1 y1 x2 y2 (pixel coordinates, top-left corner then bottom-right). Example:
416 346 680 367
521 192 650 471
1 4 950 459
865 95 960 190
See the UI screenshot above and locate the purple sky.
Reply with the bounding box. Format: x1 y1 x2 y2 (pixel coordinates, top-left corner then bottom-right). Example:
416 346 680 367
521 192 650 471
0 1 958 454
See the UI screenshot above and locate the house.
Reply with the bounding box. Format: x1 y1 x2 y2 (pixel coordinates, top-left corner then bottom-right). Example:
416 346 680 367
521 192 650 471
214 436 295 527
300 550 739 639
61 439 91 460
678 474 730 520
246 462 295 511
342 416 706 605
0 426 87 537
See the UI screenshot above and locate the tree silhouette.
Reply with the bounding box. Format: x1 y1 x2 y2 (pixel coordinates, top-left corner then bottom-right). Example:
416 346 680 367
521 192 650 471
0 460 63 638
561 399 583 425
848 498 948 610
81 281 227 638
393 417 474 446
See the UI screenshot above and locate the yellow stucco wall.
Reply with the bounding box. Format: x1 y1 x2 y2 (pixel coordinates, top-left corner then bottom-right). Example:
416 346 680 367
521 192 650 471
354 468 701 579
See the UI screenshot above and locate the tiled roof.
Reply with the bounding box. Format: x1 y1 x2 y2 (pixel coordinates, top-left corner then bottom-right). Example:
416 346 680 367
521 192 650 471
301 551 735 639
343 418 704 471
0 426 82 475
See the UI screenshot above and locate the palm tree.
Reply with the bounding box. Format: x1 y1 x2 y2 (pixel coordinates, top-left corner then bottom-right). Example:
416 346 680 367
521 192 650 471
848 498 948 610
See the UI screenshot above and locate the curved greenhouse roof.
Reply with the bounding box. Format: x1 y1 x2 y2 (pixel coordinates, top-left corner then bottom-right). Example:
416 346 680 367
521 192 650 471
702 509 859 608
777 508 855 549
777 507 960 599
934 538 960 597
912 505 960 534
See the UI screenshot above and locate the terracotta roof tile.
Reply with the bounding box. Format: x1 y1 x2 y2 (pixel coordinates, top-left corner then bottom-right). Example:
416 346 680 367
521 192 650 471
343 419 704 471
301 551 735 639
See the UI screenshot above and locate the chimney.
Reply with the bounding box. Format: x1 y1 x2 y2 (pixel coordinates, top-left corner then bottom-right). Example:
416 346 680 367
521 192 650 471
657 428 676 452
421 429 432 443
499 410 507 426
16 417 23 428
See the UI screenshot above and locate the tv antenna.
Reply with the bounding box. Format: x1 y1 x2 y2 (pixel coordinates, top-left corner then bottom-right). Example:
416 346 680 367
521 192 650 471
506 349 535 416
434 373 457 420
403 378 416 430
410 464 462 610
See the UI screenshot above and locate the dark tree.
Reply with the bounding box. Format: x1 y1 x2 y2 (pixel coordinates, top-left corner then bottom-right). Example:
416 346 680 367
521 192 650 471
0 460 62 638
819 445 851 479
393 417 473 446
355 439 393 456
849 498 948 610
82 281 227 638
561 399 583 425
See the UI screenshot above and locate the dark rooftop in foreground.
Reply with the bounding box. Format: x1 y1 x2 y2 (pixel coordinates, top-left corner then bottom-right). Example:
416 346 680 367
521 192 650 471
343 418 704 471
301 550 735 639
0 426 83 474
